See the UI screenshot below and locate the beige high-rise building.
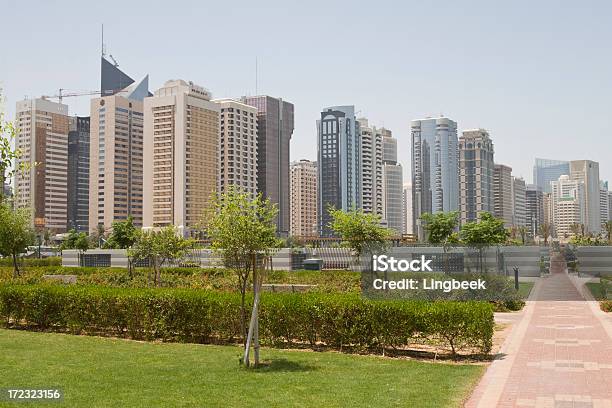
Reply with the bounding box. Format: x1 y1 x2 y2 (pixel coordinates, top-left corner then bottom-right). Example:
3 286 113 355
15 98 69 233
493 163 513 227
358 118 383 217
89 89 145 233
290 159 318 237
212 99 258 196
143 80 220 236
459 129 494 225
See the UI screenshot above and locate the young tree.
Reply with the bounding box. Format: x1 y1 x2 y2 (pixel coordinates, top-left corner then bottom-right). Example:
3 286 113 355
0 204 36 277
421 211 460 273
61 229 90 253
328 207 391 261
518 226 528 245
0 95 26 204
129 226 193 286
459 212 508 272
204 187 280 367
420 211 459 245
105 217 139 276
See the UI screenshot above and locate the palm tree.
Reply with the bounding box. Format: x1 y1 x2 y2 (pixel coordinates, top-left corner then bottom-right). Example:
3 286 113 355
603 220 612 245
539 223 551 246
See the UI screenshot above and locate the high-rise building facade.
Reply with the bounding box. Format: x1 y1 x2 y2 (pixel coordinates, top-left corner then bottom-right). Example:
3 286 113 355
403 183 413 235
382 128 403 234
600 181 609 225
358 118 383 217
89 78 147 233
213 99 258 196
533 158 570 194
14 98 69 233
526 184 544 238
143 80 220 237
459 129 494 225
290 159 318 237
67 116 90 232
570 160 601 233
317 106 361 237
493 163 513 227
241 96 294 237
512 177 527 228
551 175 585 238
411 117 458 238
543 192 554 235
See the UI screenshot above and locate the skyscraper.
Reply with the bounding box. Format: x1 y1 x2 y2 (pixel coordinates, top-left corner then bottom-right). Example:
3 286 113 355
67 116 90 232
570 160 601 233
317 106 361 237
241 96 294 237
512 177 527 228
533 158 570 193
290 159 318 237
358 118 383 218
551 175 585 238
14 98 69 233
403 183 413 235
411 117 458 238
89 77 147 233
526 184 544 238
459 129 494 225
213 99 258 196
143 80 220 237
493 163 513 227
101 56 135 97
600 181 609 225
382 128 403 234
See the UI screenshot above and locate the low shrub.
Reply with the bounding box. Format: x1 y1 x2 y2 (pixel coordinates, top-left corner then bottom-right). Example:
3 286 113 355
601 300 612 313
0 284 493 354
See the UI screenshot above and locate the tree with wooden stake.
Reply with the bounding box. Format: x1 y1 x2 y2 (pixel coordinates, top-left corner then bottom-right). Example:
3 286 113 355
204 186 280 368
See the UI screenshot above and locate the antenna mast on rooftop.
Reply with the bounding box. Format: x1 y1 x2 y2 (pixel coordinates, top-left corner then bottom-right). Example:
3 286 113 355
101 24 107 57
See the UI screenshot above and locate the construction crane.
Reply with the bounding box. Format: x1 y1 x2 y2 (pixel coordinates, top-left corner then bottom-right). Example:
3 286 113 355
42 88 124 104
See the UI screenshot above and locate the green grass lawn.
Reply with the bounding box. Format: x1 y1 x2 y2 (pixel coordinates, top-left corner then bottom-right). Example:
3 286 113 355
586 280 612 300
0 329 484 408
518 282 535 299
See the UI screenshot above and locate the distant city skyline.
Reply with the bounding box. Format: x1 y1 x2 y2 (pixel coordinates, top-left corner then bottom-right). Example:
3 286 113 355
2 1 612 186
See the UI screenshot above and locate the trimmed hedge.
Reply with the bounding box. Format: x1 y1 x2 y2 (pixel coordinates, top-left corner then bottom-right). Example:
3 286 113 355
0 285 494 354
0 257 61 267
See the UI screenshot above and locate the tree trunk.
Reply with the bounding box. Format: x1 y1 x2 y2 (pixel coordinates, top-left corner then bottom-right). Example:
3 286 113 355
12 252 19 278
253 253 260 367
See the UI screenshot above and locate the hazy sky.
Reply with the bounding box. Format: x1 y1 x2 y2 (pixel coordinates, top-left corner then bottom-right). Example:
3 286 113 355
2 0 611 183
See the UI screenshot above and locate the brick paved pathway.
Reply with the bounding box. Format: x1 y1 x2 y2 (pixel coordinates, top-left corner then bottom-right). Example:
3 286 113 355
466 254 612 407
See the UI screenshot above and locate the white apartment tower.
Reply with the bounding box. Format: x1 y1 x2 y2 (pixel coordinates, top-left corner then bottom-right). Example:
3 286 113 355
14 98 69 233
143 80 220 236
382 128 403 234
213 99 258 196
569 160 601 233
551 175 585 238
290 159 318 237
